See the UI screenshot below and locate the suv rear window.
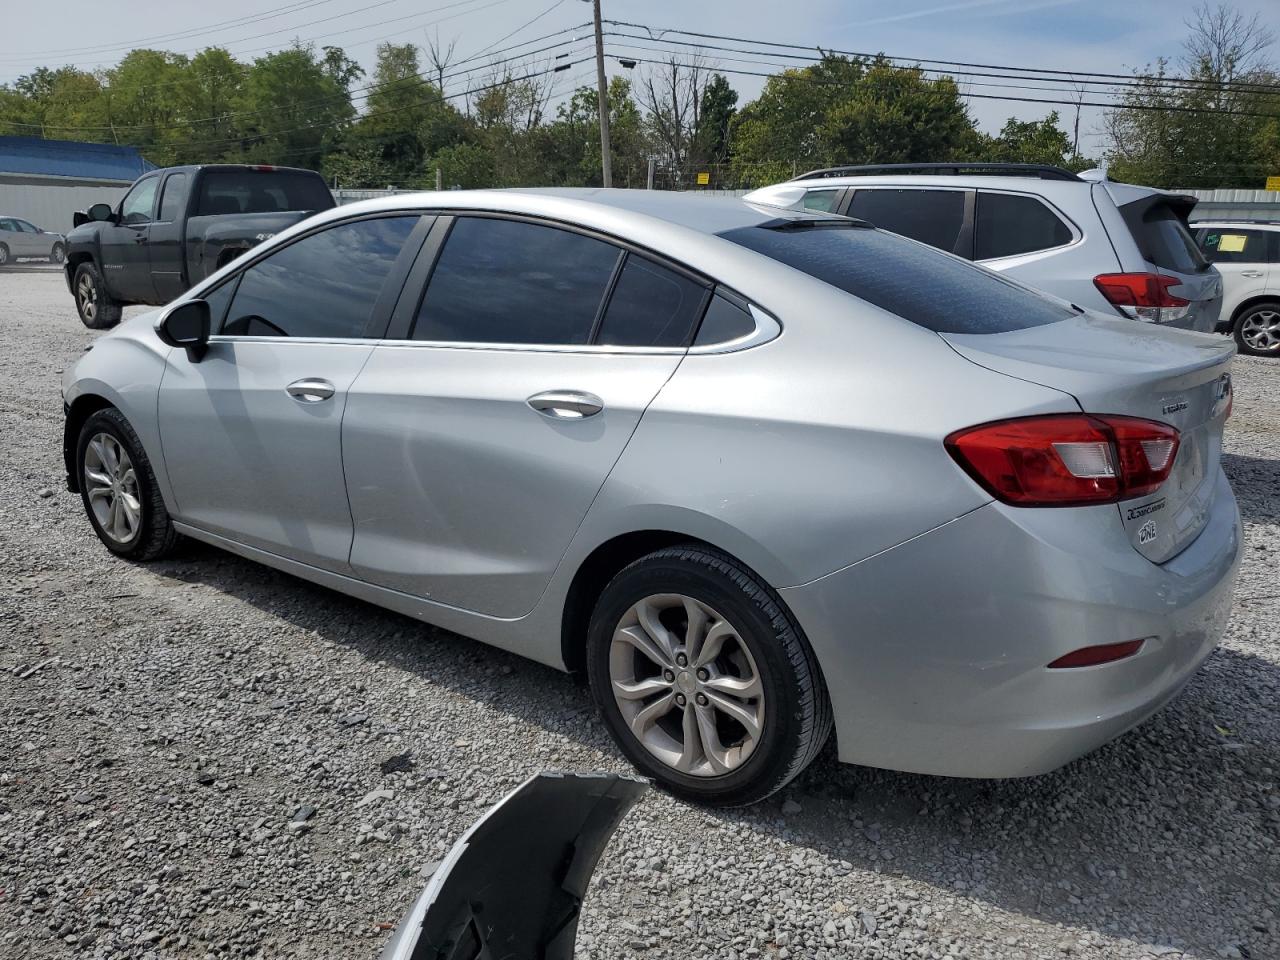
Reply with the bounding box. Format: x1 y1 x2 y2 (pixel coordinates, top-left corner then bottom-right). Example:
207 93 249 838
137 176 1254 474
720 224 1072 334
847 189 966 254
974 192 1073 260
1122 200 1206 273
195 170 334 217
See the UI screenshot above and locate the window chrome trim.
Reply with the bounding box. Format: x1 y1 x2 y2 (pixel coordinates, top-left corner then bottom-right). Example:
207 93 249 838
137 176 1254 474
687 304 781 354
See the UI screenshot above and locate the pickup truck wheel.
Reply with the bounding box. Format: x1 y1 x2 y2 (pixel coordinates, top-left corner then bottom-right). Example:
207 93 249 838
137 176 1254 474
73 262 123 329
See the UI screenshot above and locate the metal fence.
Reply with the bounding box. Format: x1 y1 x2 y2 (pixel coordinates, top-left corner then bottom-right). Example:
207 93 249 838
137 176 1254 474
1175 188 1280 221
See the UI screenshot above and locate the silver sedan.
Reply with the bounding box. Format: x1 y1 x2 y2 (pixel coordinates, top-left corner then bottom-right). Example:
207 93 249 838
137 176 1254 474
61 189 1242 805
0 215 66 264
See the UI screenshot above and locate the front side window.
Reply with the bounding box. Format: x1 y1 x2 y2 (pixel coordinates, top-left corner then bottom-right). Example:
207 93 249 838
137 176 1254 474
847 189 966 253
413 217 621 345
120 177 159 224
595 256 708 347
974 192 1073 260
1197 228 1272 264
221 216 418 338
158 173 189 222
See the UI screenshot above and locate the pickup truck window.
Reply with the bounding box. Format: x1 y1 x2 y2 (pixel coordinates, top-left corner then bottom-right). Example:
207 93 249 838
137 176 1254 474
196 170 333 217
121 176 159 225
158 173 189 223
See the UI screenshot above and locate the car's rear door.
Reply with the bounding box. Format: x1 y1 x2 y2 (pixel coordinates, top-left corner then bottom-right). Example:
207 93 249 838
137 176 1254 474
1194 225 1274 324
158 213 429 572
840 187 973 257
148 171 191 302
343 214 708 618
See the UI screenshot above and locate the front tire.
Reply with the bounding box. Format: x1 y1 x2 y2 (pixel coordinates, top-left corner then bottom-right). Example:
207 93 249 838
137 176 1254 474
0 243 9 266
1234 302 1280 357
76 408 179 561
587 545 832 806
73 261 123 329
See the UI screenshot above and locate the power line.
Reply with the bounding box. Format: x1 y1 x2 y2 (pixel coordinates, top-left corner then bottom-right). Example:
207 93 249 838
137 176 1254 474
604 20 1280 96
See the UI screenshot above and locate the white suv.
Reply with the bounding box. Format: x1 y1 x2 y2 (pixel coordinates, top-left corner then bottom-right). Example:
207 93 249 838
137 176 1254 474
1192 220 1280 356
744 163 1224 333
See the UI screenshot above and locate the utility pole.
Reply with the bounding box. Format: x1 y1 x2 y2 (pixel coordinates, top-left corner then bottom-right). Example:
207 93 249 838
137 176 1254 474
590 0 612 187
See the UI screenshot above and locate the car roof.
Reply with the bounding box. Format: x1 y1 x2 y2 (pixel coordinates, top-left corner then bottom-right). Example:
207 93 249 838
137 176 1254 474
331 187 842 236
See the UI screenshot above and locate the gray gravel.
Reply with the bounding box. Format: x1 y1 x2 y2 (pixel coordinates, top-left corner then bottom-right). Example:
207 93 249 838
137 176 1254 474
1 265 1277 960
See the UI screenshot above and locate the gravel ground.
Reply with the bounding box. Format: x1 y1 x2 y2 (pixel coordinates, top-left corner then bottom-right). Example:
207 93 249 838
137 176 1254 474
1 265 1277 960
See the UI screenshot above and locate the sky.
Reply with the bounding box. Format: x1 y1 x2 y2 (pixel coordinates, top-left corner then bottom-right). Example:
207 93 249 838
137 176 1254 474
4 0 1279 157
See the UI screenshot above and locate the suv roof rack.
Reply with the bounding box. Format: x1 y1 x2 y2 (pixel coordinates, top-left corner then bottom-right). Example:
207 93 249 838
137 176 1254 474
793 163 1084 182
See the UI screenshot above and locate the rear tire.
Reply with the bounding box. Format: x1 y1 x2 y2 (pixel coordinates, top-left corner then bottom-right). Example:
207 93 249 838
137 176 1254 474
586 545 832 807
1233 301 1280 357
50 242 65 264
73 261 122 329
76 407 180 561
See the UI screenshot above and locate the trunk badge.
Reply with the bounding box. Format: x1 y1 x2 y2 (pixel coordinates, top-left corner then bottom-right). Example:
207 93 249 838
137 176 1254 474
1161 399 1188 415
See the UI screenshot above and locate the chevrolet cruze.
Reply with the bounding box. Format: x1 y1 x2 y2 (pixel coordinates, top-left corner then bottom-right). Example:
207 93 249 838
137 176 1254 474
62 189 1241 805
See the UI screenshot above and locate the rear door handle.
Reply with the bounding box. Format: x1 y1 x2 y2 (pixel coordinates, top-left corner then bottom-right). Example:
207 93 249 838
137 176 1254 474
527 390 603 419
287 378 335 403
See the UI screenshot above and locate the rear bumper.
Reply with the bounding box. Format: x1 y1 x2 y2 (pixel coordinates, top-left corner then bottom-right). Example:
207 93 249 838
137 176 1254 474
780 469 1242 778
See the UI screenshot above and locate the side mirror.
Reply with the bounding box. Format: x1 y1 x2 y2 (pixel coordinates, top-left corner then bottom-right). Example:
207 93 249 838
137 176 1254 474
88 203 115 223
157 300 211 362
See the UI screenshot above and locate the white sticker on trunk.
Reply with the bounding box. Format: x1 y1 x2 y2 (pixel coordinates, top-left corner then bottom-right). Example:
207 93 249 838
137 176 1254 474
1138 520 1159 544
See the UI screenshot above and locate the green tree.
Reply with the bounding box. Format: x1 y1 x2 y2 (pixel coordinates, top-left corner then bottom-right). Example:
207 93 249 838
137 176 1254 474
236 44 355 168
693 72 738 167
979 112 1082 168
1103 3 1280 187
540 77 647 186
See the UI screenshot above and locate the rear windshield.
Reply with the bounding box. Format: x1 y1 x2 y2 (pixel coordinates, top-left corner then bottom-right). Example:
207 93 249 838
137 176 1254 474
719 224 1073 334
1122 200 1206 274
195 170 334 217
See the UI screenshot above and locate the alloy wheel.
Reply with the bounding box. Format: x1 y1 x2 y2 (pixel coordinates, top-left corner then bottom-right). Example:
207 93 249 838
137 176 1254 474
83 432 141 544
77 274 96 322
1241 309 1280 353
0 246 8 265
608 593 765 777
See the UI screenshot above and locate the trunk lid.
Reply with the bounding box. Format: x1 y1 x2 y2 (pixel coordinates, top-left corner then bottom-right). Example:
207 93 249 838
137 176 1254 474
943 313 1234 563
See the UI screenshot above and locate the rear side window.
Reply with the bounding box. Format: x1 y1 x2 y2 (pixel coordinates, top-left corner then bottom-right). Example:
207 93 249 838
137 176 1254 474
158 173 189 222
222 216 418 338
1196 228 1274 264
694 292 756 345
414 217 620 345
720 225 1072 334
802 189 841 213
847 189 966 253
974 192 1073 260
595 256 708 347
196 171 334 217
1123 201 1206 273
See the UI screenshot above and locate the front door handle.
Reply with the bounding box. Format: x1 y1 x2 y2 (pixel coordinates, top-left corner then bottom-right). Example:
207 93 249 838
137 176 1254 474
1240 270 1264 278
287 378 335 403
527 390 603 419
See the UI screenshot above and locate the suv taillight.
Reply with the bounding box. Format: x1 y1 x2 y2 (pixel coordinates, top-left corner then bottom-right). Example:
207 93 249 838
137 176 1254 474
946 414 1180 507
1093 272 1191 323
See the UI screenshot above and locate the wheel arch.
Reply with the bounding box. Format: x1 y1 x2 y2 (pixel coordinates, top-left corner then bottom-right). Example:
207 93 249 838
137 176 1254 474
1230 294 1280 326
557 528 820 691
63 393 116 491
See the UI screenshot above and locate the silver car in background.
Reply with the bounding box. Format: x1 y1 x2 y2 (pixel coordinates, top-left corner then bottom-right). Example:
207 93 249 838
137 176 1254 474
61 189 1241 805
0 215 66 265
745 163 1223 333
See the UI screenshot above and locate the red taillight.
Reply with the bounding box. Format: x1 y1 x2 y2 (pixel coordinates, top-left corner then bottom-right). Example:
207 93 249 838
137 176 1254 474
945 414 1180 507
1093 273 1190 323
1047 638 1145 668
253 164 277 172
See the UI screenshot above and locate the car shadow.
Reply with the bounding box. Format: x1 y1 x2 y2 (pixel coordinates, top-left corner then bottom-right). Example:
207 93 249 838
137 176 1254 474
148 533 1278 960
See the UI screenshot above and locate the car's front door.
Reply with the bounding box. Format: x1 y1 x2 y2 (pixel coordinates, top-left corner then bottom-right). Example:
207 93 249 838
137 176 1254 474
343 215 710 618
13 219 46 257
157 213 427 572
100 174 161 303
1196 226 1274 322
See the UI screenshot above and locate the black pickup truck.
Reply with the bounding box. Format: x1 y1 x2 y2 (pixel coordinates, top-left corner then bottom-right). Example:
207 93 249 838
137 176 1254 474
65 164 335 328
